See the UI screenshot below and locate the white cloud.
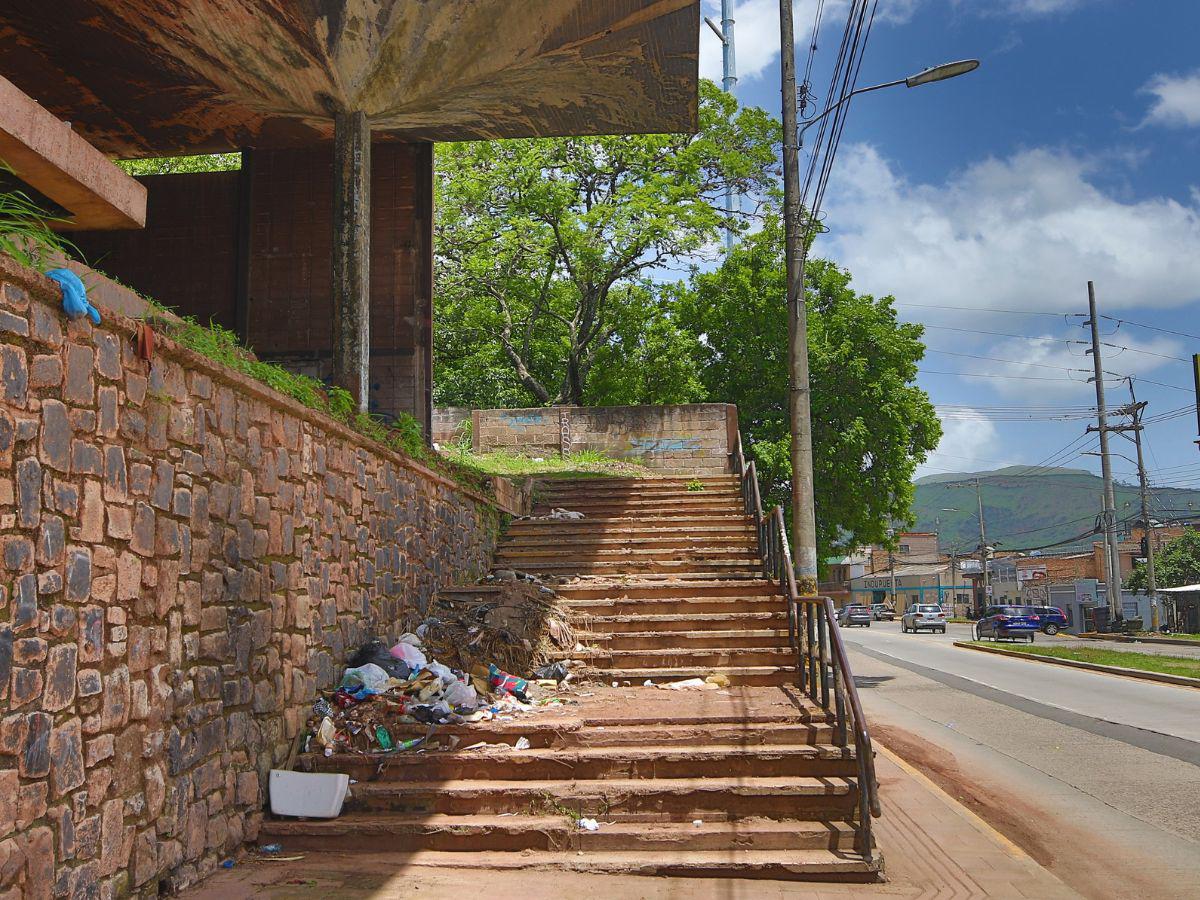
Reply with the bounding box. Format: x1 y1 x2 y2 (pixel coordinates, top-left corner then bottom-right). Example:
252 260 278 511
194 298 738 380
945 332 1185 401
1141 70 1200 128
822 145 1200 317
916 410 1004 478
699 0 1092 87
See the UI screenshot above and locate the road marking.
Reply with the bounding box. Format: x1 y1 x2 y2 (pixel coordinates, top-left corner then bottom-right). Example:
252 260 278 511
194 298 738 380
875 742 1035 863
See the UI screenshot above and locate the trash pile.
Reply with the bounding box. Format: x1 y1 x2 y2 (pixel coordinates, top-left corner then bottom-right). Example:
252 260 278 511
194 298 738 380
409 573 580 677
305 633 574 756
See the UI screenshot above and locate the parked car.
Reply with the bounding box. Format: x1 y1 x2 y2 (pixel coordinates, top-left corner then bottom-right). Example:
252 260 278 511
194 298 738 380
1028 605 1068 635
838 605 872 627
901 604 947 634
975 605 1041 642
870 603 895 621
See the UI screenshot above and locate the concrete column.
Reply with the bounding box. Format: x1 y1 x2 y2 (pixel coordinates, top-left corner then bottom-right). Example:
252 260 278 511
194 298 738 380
332 110 371 411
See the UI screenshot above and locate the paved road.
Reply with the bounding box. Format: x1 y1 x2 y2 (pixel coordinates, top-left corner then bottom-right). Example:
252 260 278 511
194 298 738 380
840 621 1200 899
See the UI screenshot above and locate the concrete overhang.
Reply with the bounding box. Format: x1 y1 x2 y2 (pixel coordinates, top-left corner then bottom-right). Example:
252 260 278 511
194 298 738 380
0 1 701 158
0 74 146 230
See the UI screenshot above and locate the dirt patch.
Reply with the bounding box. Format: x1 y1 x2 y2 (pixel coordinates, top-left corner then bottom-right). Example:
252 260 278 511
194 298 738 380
871 723 1057 870
873 722 1181 900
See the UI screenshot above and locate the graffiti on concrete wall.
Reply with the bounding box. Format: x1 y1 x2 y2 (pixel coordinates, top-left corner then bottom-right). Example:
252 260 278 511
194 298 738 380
499 411 546 430
628 436 701 453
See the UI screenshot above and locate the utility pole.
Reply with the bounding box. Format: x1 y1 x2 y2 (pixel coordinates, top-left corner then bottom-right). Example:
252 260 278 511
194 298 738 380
705 3 738 249
1127 382 1159 630
889 549 897 609
975 478 990 609
779 0 819 595
1085 282 1123 624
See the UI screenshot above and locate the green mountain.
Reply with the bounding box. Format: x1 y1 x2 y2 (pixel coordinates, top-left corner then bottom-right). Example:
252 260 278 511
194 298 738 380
912 467 1200 554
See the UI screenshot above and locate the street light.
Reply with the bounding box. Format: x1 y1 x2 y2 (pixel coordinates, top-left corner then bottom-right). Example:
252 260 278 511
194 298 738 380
778 35 980 594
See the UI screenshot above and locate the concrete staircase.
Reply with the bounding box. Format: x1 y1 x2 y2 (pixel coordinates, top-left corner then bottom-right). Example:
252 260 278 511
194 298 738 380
269 475 881 882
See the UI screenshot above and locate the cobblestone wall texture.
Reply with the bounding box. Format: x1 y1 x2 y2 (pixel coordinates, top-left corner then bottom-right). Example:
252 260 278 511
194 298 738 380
0 257 500 898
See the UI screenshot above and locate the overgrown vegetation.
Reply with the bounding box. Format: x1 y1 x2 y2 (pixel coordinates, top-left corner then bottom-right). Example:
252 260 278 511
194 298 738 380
453 449 648 478
0 162 78 269
137 297 469 480
969 642 1200 680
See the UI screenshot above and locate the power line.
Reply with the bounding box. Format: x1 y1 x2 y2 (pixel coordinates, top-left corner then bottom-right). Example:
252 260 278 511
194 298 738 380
898 302 1082 320
1100 314 1200 343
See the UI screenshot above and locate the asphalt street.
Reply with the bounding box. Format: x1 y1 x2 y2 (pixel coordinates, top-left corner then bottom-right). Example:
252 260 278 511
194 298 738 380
840 620 1200 900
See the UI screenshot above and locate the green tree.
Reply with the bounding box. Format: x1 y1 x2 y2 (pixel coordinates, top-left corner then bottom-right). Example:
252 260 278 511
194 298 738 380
1128 529 1200 593
116 153 241 176
677 218 941 559
434 80 778 406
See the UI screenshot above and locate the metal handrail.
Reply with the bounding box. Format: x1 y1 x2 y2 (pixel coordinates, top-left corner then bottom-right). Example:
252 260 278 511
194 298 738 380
730 433 880 862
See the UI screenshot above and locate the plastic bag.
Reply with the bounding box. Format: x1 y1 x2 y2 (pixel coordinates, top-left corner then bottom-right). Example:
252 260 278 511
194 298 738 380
443 679 478 709
339 663 391 694
426 662 457 686
390 641 427 669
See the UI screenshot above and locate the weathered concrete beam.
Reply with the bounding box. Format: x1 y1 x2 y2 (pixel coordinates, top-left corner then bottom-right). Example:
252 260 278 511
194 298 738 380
331 110 371 411
0 74 146 230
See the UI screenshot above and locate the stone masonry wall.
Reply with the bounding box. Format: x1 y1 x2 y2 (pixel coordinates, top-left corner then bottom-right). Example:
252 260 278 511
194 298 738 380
465 404 738 475
0 256 502 897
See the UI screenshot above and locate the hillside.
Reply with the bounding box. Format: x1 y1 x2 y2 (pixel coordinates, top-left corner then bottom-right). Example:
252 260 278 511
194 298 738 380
913 467 1200 553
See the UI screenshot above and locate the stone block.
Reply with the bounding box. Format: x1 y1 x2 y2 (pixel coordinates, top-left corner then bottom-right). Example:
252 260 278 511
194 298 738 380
65 548 92 602
64 343 95 405
43 644 77 712
79 608 104 664
16 782 46 830
49 717 85 797
38 399 71 472
19 712 51 778
0 346 26 408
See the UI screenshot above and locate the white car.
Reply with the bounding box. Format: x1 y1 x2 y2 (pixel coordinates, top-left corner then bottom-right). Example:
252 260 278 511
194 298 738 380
901 604 947 634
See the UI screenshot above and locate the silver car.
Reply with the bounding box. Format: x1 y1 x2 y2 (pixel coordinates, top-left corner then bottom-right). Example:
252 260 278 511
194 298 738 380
838 605 872 627
901 604 947 634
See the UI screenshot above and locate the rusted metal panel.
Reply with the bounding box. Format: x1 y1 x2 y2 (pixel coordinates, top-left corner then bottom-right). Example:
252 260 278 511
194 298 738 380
0 1 699 158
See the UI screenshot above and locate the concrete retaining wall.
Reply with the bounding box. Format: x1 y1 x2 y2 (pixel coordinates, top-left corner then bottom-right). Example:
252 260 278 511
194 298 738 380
0 255 501 897
459 404 737 475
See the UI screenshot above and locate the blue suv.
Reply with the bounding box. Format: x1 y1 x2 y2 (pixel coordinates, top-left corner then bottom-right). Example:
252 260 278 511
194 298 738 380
975 605 1041 642
1028 605 1068 635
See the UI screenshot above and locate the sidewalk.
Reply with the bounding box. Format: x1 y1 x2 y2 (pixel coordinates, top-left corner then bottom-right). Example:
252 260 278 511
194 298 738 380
184 737 1078 900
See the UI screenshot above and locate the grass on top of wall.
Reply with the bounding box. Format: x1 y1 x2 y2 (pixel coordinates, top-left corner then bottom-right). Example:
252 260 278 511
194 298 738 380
137 297 495 495
444 448 650 479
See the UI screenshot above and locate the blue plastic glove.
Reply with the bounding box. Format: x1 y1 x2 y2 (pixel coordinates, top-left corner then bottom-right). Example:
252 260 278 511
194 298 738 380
44 268 101 325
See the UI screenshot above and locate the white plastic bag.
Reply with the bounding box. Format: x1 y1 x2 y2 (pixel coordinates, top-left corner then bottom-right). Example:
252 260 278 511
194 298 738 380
390 641 427 669
443 680 478 709
340 663 391 694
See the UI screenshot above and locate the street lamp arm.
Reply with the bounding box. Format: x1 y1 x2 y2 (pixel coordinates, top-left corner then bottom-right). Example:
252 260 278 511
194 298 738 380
797 78 905 142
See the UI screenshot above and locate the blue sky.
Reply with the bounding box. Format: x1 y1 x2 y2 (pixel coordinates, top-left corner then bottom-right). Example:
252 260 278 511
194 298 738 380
700 0 1200 497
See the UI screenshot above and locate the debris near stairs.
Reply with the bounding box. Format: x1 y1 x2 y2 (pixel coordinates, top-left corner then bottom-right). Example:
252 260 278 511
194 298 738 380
410 573 580 677
302 632 577 762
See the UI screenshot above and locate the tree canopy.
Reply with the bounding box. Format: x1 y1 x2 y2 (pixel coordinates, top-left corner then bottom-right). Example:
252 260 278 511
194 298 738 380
1129 529 1200 593
676 218 941 557
433 81 778 407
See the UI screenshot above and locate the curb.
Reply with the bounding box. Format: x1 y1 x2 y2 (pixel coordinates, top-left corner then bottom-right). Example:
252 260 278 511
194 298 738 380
1079 632 1200 648
952 641 1200 690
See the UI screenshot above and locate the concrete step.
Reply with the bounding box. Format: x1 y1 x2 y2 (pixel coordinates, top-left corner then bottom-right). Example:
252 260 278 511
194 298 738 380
500 533 757 551
555 579 781 600
587 629 793 651
516 559 764 576
531 501 746 517
591 665 798 687
496 547 760 565
261 814 860 854
302 743 858 782
562 647 797 669
535 485 742 500
241 847 880 882
344 775 859 819
589 611 789 632
507 517 754 534
567 598 788 619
